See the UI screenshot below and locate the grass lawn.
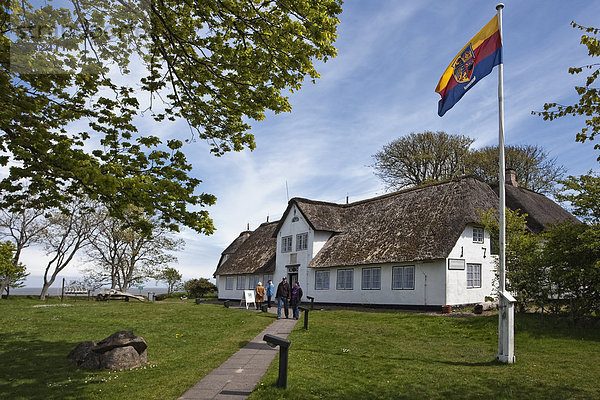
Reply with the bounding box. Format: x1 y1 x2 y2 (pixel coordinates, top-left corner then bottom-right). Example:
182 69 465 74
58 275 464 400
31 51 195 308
251 310 600 400
0 297 274 400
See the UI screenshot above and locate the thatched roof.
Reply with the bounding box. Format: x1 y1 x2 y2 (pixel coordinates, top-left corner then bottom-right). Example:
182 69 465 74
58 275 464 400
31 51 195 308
492 184 580 234
302 176 499 268
214 222 277 276
215 175 579 275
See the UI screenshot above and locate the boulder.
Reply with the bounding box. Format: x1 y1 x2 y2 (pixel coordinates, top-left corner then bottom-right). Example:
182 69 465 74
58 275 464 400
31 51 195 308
100 346 146 370
93 330 147 355
68 331 147 370
68 341 100 368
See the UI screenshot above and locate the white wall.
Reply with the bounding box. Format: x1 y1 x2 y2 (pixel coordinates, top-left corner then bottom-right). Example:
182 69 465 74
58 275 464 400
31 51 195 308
274 205 314 286
303 261 447 306
445 224 496 305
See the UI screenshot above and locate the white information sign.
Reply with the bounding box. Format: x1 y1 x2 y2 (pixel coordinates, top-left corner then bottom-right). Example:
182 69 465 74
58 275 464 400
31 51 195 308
241 290 256 309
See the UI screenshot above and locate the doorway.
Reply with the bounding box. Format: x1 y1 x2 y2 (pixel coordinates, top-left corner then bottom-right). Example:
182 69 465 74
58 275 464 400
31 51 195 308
288 273 298 287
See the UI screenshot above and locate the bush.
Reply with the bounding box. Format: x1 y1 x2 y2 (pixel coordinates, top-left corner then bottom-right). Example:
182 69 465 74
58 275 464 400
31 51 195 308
154 291 188 301
184 278 217 298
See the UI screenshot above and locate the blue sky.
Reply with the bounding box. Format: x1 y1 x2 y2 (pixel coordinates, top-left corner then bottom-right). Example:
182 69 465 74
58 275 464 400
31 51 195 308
20 0 600 287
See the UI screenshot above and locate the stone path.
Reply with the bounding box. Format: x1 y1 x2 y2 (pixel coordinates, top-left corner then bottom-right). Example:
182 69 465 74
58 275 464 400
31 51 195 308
178 308 298 400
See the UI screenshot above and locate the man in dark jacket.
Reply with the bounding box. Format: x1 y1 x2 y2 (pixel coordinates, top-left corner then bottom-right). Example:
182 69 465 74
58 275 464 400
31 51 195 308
276 277 291 319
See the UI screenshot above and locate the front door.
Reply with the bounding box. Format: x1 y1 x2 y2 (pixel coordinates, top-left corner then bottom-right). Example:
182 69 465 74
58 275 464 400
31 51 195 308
288 273 298 287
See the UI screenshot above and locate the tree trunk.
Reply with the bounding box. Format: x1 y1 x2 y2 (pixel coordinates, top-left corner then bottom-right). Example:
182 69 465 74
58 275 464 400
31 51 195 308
0 277 9 299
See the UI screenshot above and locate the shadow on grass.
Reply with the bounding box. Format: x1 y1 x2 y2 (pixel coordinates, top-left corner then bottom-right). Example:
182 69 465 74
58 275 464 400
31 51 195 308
457 313 600 342
0 333 92 400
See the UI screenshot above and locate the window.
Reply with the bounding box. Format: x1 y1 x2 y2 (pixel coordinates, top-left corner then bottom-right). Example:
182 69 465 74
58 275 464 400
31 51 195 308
236 275 246 290
248 275 259 289
361 267 381 290
336 269 354 290
225 276 234 290
473 227 484 243
296 232 308 251
263 274 273 285
467 264 482 288
392 266 415 290
315 270 330 290
281 235 292 253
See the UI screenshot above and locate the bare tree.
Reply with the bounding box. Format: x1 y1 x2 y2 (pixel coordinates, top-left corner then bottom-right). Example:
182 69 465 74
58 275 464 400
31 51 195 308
39 200 99 300
0 196 49 298
466 144 566 194
372 131 474 190
86 209 184 291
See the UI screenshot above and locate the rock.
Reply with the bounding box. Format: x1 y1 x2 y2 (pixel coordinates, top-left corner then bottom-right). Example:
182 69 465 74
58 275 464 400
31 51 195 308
68 331 147 370
481 301 498 311
100 346 144 370
93 330 147 356
68 341 100 368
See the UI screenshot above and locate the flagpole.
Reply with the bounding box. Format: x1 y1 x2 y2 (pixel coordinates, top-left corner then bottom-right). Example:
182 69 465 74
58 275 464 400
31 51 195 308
496 2 515 364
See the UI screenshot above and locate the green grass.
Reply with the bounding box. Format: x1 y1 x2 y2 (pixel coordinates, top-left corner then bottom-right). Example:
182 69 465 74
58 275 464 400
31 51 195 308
251 310 600 400
0 297 274 400
2 299 599 400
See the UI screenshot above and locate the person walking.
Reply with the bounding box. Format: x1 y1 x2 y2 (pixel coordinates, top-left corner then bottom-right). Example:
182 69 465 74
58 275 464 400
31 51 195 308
276 277 291 319
255 281 265 310
266 280 275 308
290 281 303 320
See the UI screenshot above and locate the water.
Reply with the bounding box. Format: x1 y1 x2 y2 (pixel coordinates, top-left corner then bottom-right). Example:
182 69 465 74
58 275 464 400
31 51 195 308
8 287 170 297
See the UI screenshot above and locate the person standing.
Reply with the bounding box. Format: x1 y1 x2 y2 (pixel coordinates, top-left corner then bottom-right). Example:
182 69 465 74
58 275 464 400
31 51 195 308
266 280 275 308
290 281 303 320
255 281 265 310
276 277 291 319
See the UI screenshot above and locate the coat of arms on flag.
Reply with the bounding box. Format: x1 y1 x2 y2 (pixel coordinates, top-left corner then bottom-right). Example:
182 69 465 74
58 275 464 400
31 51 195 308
452 44 475 83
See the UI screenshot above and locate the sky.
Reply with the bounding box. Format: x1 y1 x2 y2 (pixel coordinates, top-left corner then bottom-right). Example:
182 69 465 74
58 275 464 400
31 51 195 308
16 0 600 288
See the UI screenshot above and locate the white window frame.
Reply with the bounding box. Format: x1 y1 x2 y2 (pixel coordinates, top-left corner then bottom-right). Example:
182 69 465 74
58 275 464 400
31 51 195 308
225 276 234 290
315 270 330 290
473 227 484 243
236 275 246 290
392 266 415 290
467 263 482 288
281 235 293 253
336 269 354 290
263 274 273 285
361 267 381 290
248 275 259 289
296 232 308 251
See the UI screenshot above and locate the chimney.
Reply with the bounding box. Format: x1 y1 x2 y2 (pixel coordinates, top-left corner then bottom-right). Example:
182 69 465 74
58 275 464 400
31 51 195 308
505 169 518 187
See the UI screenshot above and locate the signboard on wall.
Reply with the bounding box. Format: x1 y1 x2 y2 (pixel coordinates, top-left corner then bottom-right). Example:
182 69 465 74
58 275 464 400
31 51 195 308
448 258 466 270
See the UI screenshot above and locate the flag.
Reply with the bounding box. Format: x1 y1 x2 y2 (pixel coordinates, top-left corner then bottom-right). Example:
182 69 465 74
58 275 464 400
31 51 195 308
435 15 502 117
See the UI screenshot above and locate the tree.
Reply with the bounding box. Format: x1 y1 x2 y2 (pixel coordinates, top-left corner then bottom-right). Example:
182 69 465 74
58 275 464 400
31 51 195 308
372 131 474 190
479 208 545 312
542 222 600 321
535 22 600 160
39 200 98 300
1 1 343 233
0 241 27 298
156 267 182 295
86 208 184 291
184 278 217 298
466 144 566 194
0 196 49 298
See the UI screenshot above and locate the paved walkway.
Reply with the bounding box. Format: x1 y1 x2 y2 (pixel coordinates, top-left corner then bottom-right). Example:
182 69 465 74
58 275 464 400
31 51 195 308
178 307 299 400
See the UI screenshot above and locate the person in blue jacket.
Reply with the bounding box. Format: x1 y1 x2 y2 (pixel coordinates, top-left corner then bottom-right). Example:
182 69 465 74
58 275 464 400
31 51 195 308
266 280 275 308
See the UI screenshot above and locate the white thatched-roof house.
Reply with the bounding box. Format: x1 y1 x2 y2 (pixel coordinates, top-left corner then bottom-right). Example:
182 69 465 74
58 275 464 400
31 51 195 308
214 175 577 308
